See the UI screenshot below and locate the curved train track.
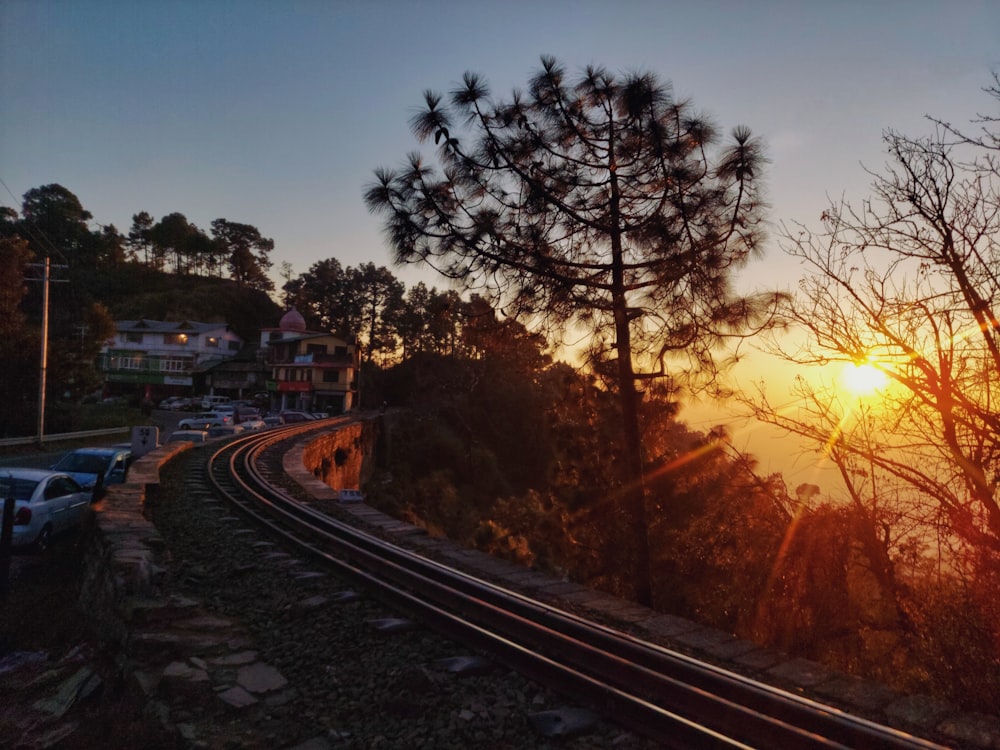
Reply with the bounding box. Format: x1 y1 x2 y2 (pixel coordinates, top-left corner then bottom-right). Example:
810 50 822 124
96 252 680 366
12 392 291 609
204 417 948 750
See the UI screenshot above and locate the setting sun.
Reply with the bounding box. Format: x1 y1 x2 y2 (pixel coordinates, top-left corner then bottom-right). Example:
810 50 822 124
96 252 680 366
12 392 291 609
841 362 888 396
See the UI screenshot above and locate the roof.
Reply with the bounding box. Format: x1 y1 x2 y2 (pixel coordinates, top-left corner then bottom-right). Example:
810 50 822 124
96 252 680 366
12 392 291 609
199 357 265 373
115 319 236 335
279 308 307 332
58 447 127 457
0 467 62 481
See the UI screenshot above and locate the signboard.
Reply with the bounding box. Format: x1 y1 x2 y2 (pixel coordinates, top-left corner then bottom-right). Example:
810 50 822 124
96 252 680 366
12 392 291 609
276 382 312 392
131 425 159 457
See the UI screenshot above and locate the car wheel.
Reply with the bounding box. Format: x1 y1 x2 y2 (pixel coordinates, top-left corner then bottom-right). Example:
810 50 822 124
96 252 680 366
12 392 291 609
34 525 53 554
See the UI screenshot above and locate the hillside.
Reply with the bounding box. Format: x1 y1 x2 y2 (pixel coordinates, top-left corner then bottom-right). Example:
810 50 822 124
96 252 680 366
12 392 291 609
77 263 283 341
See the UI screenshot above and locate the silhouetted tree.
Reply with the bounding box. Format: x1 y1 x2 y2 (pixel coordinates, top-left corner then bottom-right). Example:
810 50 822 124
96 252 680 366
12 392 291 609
0 236 36 430
284 257 353 332
285 260 404 362
149 212 209 274
740 81 1000 704
366 56 782 604
744 83 1000 564
211 218 275 291
18 184 93 264
349 262 405 365
127 211 155 265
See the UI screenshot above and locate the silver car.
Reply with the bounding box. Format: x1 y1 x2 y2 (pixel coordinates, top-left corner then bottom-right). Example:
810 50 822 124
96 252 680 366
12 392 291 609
1 468 91 552
178 412 233 430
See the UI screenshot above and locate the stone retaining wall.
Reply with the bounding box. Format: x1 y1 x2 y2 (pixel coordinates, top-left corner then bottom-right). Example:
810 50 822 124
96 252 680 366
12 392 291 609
295 416 382 493
78 441 191 647
77 416 385 644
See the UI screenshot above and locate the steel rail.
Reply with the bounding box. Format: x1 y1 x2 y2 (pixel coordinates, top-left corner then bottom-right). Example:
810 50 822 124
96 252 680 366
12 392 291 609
205 421 948 750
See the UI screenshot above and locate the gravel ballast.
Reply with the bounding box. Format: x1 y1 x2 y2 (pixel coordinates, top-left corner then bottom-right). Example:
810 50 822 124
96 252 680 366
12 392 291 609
138 450 660 749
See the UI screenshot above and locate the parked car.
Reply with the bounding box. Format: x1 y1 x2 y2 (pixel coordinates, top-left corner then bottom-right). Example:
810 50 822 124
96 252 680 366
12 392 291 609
165 429 209 444
178 412 233 430
262 416 284 428
50 446 132 491
168 397 195 411
279 410 316 423
0 469 91 552
159 396 182 409
239 417 267 431
200 395 231 410
207 424 245 439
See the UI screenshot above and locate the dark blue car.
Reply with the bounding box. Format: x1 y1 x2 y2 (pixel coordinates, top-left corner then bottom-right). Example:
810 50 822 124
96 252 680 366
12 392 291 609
50 447 132 491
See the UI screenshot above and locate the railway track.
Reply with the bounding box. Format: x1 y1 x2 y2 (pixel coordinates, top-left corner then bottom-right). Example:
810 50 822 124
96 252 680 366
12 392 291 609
204 418 949 750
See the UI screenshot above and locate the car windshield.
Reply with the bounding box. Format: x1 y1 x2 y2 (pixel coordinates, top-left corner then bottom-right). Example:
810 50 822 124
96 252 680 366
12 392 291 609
53 453 110 474
0 477 40 501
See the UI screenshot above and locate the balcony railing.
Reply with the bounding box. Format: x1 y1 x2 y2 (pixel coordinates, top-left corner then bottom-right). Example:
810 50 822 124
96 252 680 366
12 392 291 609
97 353 195 374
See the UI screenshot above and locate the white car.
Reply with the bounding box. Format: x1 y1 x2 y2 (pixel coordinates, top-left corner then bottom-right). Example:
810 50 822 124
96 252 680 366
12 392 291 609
178 412 233 430
1 469 92 552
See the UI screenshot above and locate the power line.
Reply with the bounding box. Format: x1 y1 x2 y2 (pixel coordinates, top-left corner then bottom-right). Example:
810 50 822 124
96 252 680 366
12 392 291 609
0 175 71 264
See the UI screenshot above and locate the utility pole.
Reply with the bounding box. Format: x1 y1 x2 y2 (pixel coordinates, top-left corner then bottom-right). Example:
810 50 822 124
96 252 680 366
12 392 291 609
26 258 68 446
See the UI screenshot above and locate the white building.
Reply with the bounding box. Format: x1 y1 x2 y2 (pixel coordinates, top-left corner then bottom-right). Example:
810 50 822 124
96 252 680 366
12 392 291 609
98 319 244 398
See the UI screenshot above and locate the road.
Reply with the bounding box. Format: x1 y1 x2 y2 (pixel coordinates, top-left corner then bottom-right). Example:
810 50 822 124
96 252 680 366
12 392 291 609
0 410 185 470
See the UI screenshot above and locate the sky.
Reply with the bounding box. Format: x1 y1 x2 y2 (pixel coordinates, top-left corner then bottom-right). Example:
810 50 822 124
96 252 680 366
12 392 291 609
2 0 999 481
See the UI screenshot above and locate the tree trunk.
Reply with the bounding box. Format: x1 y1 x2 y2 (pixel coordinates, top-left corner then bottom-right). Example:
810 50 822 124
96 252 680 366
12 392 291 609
613 303 652 606
609 160 652 606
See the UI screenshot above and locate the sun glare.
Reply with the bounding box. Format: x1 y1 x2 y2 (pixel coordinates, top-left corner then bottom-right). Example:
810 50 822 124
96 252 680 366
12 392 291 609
841 362 888 396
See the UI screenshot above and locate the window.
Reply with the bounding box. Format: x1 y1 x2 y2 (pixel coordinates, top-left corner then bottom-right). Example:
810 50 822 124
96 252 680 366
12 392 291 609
164 333 191 346
0 478 38 501
161 357 191 372
119 355 143 370
206 337 219 348
334 346 347 357
125 331 143 344
45 477 79 500
307 343 327 355
269 331 282 341
228 341 240 351
322 370 339 383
